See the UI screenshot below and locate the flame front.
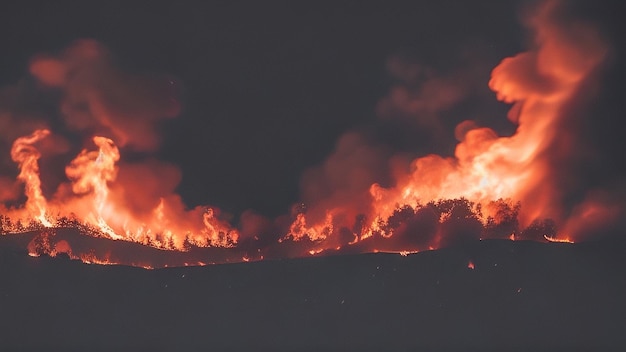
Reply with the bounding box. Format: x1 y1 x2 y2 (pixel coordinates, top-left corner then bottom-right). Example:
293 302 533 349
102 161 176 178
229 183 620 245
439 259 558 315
2 132 238 257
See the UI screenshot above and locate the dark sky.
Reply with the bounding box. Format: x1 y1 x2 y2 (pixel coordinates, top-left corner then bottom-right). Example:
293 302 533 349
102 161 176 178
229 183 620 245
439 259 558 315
0 0 623 220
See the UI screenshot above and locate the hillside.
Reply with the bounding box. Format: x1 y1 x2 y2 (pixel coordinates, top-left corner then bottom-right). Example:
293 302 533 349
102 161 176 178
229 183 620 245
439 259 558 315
1 238 625 351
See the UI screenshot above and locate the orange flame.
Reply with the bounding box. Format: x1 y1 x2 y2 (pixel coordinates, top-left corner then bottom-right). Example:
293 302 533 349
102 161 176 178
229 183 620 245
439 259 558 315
10 129 52 227
3 132 239 255
65 136 121 239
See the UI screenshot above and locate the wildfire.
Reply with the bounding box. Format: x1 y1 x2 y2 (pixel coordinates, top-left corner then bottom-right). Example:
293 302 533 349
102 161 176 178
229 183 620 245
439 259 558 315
0 0 618 268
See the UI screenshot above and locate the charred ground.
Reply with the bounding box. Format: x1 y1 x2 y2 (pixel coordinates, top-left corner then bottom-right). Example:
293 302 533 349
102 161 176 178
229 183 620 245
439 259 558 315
1 237 624 351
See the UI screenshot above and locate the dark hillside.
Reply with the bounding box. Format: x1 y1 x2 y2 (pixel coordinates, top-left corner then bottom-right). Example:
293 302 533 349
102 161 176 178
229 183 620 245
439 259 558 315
1 238 624 351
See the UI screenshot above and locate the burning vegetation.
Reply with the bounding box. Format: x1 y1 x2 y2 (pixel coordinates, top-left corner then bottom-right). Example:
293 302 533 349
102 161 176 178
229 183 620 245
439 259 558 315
0 0 622 268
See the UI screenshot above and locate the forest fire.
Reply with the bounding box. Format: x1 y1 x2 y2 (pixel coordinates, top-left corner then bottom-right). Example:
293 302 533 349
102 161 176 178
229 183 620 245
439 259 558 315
0 0 621 268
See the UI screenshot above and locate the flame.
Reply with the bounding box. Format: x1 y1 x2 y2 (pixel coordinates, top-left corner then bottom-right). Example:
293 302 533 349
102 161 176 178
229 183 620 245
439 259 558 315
10 129 52 227
65 136 122 239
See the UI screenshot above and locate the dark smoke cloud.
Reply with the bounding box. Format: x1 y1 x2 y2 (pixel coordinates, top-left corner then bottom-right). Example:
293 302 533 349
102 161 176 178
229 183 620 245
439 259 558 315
377 57 466 125
375 45 506 153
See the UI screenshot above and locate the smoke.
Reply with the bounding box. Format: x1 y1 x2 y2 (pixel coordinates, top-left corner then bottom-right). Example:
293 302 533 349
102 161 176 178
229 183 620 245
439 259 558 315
488 0 612 231
377 57 467 126
376 52 492 126
29 39 181 151
111 159 182 216
374 47 503 155
299 132 392 228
